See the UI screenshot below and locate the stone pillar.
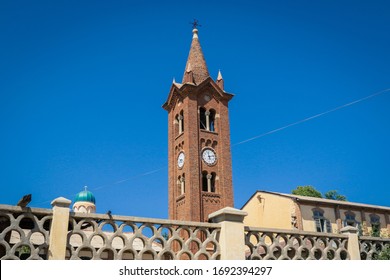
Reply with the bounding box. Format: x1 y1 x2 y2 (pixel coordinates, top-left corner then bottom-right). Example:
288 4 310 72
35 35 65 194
178 115 183 134
205 111 210 131
206 174 212 192
180 177 185 195
209 207 248 260
48 197 71 260
340 226 361 260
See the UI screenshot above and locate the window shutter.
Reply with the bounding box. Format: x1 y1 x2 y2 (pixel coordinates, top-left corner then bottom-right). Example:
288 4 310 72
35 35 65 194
314 219 321 232
326 219 332 233
356 222 362 236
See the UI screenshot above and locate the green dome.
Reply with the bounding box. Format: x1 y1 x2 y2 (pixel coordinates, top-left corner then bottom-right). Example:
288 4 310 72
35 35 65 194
75 188 96 204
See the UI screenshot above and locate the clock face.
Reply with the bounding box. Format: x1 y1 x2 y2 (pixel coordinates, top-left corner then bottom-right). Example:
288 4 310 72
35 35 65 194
202 148 217 165
177 152 185 168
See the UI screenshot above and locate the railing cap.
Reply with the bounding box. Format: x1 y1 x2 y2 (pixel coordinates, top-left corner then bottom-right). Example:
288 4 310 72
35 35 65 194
340 226 359 234
51 197 72 208
209 207 247 223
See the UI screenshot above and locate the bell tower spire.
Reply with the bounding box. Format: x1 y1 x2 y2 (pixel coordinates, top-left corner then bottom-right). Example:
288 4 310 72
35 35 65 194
163 27 234 222
182 28 210 85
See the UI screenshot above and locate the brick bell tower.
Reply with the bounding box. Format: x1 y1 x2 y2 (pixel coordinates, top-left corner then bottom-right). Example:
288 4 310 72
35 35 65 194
163 28 234 222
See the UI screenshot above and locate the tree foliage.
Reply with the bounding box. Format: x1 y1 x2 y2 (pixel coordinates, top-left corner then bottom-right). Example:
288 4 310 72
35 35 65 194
324 190 347 201
292 186 322 198
373 245 390 260
291 186 347 201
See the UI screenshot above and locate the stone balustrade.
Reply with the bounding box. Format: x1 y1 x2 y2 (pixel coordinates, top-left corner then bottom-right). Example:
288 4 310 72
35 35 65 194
359 236 390 260
245 226 350 260
1 199 389 260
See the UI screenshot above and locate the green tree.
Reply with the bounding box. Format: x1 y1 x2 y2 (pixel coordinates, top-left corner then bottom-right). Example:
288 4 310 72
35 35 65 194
373 245 390 260
292 186 322 198
324 190 347 201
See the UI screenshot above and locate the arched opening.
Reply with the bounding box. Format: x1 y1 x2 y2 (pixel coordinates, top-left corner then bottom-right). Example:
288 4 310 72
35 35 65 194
202 171 208 192
210 172 216 192
176 111 184 135
177 176 181 195
179 110 184 134
180 174 185 195
199 107 206 130
369 214 381 237
209 109 216 132
201 172 216 192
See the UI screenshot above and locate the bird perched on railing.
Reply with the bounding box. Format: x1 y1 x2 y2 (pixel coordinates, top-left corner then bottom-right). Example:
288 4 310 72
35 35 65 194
17 194 32 207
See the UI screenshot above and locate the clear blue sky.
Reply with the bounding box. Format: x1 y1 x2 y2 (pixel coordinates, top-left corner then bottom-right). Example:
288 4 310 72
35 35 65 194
1 0 389 218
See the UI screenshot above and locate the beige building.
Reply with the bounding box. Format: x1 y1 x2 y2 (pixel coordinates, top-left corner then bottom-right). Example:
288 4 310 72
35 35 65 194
242 190 390 237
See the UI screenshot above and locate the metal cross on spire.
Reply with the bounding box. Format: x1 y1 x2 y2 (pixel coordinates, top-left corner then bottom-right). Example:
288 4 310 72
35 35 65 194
190 19 201 29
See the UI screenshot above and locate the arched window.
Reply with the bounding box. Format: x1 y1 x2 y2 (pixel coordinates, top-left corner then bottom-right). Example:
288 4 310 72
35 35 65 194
180 174 185 195
200 108 217 132
209 109 216 132
202 171 208 191
201 171 216 193
344 211 359 227
344 211 362 235
210 172 216 192
312 208 331 233
176 111 184 135
370 214 381 237
178 174 185 195
175 114 179 135
199 107 206 130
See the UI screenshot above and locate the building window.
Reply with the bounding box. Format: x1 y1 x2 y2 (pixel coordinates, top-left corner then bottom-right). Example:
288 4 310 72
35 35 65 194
178 174 185 195
200 107 207 130
370 214 381 237
210 172 216 192
209 109 216 132
176 111 184 135
199 107 217 132
202 172 208 191
201 171 216 193
343 211 362 235
312 209 331 233
344 211 357 227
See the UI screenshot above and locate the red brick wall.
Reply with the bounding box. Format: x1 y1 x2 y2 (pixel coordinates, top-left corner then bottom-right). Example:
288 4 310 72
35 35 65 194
165 81 234 222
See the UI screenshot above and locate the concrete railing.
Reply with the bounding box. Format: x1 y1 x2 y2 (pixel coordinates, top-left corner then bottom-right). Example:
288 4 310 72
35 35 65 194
66 209 222 260
245 226 351 260
0 198 388 260
359 235 390 260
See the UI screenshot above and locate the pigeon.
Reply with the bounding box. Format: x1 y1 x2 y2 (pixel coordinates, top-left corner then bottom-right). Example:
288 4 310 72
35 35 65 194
17 194 32 207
